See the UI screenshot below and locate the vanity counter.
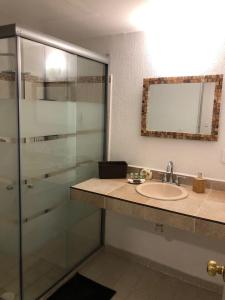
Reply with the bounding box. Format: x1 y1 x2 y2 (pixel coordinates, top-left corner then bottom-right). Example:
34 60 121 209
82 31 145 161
71 178 225 240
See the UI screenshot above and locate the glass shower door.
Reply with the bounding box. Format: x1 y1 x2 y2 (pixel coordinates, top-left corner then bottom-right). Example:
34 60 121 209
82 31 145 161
67 56 106 266
20 38 106 299
0 37 21 299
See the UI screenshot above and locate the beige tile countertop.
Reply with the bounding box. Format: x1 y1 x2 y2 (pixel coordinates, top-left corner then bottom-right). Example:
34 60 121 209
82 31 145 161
71 178 225 240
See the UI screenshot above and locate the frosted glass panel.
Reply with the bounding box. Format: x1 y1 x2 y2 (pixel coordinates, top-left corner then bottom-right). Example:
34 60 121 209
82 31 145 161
76 102 104 131
67 210 101 267
20 39 106 299
21 138 76 178
76 162 99 183
20 101 76 136
0 100 18 136
76 133 104 162
0 38 20 299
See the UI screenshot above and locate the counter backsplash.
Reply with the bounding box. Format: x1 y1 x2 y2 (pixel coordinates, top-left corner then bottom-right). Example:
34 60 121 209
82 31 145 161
127 165 225 192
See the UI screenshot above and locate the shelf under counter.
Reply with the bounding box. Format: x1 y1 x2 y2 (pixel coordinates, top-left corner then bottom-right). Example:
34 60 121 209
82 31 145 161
70 178 225 241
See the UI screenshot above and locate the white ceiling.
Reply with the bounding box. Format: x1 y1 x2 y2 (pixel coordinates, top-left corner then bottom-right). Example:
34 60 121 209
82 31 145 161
0 0 144 42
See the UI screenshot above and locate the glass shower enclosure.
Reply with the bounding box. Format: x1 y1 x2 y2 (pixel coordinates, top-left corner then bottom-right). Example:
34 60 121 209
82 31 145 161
0 24 108 300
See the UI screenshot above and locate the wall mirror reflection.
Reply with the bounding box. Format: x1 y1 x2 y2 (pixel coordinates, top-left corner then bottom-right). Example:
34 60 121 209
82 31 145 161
141 75 223 141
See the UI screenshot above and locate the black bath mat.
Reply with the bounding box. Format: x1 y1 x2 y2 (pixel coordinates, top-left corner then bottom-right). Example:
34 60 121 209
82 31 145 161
48 273 116 300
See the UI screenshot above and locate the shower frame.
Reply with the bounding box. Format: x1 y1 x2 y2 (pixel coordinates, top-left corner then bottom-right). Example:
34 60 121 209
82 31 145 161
0 24 109 300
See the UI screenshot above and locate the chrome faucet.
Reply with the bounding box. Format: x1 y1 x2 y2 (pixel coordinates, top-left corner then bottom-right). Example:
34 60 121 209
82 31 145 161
161 161 185 186
166 161 174 184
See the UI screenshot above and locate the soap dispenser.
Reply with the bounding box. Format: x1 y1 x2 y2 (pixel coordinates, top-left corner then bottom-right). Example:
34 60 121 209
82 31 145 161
192 172 206 193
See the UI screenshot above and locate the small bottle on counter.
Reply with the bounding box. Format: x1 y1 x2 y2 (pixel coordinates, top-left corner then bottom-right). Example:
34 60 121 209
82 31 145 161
192 172 206 193
128 172 145 184
140 168 153 180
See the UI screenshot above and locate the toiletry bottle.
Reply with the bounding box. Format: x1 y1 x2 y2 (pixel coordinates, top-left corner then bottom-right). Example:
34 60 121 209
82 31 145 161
192 172 206 193
140 168 152 180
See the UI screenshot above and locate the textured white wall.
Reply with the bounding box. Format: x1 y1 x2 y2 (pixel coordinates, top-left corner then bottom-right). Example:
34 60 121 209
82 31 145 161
77 31 225 286
106 211 225 286
77 31 225 180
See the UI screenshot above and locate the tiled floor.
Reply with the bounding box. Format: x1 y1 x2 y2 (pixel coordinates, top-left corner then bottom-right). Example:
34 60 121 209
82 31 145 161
79 248 222 300
1 247 222 300
0 212 101 299
0 256 65 300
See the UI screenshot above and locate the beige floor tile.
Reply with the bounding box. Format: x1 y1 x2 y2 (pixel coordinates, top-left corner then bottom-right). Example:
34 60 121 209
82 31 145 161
80 251 115 282
111 296 124 300
154 274 178 300
45 266 66 282
125 268 163 300
80 250 221 300
97 256 133 288
23 259 55 288
195 287 221 300
173 280 220 300
80 251 131 289
2 248 222 300
113 262 146 299
24 276 54 300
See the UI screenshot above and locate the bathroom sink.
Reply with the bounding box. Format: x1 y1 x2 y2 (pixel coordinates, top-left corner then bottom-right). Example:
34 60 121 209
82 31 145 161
136 182 188 201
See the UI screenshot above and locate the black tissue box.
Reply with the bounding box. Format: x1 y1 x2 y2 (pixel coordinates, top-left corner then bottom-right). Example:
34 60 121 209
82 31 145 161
98 161 128 179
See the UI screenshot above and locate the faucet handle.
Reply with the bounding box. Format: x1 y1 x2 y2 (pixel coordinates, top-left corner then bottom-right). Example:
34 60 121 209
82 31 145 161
175 175 186 186
159 172 167 183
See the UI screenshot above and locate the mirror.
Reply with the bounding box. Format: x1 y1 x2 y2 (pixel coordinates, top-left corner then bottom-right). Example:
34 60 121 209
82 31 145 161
141 75 223 141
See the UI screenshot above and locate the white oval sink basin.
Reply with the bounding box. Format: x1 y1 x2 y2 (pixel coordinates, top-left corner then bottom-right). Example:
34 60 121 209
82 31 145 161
136 182 188 201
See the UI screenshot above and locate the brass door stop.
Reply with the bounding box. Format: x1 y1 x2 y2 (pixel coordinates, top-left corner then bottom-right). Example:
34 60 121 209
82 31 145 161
207 260 225 282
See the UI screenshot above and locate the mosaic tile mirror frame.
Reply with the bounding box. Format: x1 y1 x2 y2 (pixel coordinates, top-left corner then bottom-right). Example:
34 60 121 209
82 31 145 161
141 75 223 141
